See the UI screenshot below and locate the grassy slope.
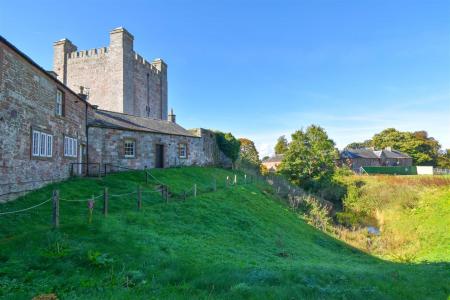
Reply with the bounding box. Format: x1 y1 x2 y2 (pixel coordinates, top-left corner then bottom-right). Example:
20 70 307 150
381 180 450 262
0 168 448 299
337 175 450 262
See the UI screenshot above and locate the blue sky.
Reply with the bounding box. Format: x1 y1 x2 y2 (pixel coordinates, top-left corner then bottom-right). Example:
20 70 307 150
1 0 449 157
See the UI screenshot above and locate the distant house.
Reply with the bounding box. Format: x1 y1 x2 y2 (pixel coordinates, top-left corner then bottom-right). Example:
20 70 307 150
340 147 412 171
262 154 284 172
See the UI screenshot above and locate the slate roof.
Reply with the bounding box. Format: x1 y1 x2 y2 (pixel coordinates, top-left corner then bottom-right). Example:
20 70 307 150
89 109 199 138
341 149 379 159
380 149 411 159
263 154 284 163
342 148 411 159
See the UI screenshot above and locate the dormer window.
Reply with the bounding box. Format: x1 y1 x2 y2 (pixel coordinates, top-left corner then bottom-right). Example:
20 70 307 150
56 89 64 116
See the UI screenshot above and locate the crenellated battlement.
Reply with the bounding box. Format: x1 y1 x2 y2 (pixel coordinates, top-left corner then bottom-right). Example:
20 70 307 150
53 27 167 120
67 47 109 59
133 52 161 75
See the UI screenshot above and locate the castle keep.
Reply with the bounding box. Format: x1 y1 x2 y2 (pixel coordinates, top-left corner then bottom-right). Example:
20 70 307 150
54 28 167 119
0 28 227 201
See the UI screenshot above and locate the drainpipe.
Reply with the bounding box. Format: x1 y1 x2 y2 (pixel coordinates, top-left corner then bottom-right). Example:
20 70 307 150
85 102 89 176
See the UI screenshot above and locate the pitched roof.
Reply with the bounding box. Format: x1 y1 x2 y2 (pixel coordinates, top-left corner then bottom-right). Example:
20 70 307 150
88 109 199 138
341 149 379 159
342 148 411 159
381 149 411 159
263 154 284 163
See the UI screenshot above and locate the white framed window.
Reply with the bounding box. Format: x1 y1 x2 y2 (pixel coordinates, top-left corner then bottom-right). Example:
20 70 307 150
56 89 64 116
124 140 135 158
179 143 187 159
32 130 53 158
64 136 77 157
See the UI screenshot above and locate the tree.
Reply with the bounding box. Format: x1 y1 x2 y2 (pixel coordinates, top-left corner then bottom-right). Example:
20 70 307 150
215 132 241 168
437 149 450 169
238 138 260 168
274 135 289 155
279 125 336 186
345 140 372 149
371 128 440 165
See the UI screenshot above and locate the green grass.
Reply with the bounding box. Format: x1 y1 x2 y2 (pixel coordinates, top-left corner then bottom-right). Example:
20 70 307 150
334 175 450 263
0 167 449 299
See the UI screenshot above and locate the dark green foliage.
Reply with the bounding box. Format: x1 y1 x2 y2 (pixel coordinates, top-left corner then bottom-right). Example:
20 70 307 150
274 135 289 154
237 138 261 173
371 128 440 165
437 149 450 169
345 140 372 149
280 125 337 186
215 131 241 164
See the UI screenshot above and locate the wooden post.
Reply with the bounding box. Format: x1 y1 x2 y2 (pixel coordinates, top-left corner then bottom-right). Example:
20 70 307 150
226 176 229 188
165 186 169 203
137 186 142 210
194 184 197 198
52 190 60 229
234 174 237 185
103 187 108 216
145 172 148 184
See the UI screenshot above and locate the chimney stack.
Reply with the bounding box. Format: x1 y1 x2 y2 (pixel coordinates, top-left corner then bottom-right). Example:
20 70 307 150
168 108 176 123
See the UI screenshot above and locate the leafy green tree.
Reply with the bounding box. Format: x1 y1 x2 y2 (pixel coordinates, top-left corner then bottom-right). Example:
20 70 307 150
274 135 289 154
437 149 450 169
345 140 372 149
238 138 260 168
371 128 440 165
279 125 336 186
215 132 241 168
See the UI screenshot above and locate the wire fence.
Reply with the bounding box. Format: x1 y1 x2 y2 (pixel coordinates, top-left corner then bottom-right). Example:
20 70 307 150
0 166 259 229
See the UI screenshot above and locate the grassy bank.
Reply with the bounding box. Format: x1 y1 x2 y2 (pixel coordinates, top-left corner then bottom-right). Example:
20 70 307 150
335 175 450 262
0 168 449 299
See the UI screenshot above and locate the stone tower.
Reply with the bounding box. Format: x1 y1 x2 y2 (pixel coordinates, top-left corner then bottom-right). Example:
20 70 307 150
53 27 168 120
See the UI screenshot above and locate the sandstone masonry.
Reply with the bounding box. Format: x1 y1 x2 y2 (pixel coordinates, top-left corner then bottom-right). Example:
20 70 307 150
54 28 168 120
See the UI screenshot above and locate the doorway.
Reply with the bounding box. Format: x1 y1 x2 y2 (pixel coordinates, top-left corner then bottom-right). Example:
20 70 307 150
155 144 164 168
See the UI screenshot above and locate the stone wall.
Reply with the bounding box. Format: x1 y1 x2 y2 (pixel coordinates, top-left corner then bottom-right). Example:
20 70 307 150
88 127 206 169
0 39 88 201
53 28 168 119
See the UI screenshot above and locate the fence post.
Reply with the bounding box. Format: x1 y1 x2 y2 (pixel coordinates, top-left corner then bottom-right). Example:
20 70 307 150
165 186 169 203
103 187 108 216
52 190 60 229
104 164 107 177
234 174 237 185
146 172 148 184
137 186 142 210
194 184 197 198
226 176 229 188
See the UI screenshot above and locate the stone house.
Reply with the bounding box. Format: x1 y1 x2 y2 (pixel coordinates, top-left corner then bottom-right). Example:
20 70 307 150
88 109 219 169
262 154 284 172
0 29 228 201
0 35 90 200
340 147 412 172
